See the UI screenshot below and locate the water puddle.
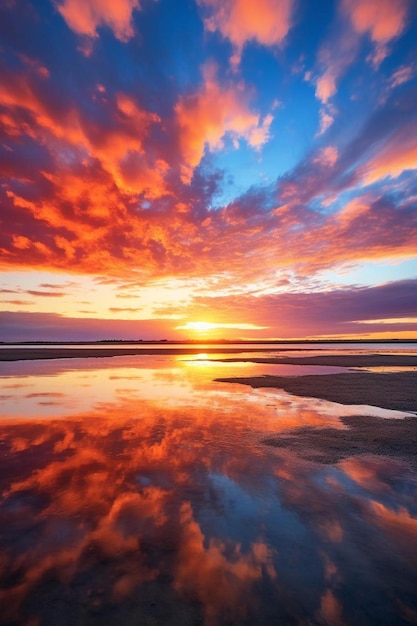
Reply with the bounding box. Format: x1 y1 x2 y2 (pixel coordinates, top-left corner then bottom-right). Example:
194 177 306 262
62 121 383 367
0 353 416 625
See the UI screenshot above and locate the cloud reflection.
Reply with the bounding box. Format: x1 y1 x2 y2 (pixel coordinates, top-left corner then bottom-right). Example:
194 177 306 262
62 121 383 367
0 357 417 624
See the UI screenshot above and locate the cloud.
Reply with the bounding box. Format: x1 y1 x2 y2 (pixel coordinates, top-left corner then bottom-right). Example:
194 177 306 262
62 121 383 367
388 64 415 89
1 77 415 290
108 307 142 313
0 62 166 198
187 279 417 338
342 0 410 66
175 64 273 182
56 0 140 41
312 0 410 134
0 312 179 341
315 71 337 105
0 1 415 305
313 146 339 167
26 290 66 297
198 0 293 65
361 120 417 185
312 23 359 133
2 280 416 341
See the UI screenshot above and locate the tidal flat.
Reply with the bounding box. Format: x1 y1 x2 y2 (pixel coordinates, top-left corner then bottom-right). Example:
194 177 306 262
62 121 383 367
0 345 416 625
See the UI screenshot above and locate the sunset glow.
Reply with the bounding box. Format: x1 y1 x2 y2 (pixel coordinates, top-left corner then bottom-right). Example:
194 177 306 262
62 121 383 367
180 322 217 333
0 0 416 341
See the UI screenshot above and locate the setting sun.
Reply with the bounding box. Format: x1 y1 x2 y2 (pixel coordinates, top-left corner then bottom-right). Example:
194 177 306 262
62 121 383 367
179 321 215 333
176 321 268 335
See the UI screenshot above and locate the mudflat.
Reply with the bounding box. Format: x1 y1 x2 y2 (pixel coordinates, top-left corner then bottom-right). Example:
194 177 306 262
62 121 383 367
216 353 417 367
214 355 417 469
261 414 417 469
215 370 417 412
0 346 265 361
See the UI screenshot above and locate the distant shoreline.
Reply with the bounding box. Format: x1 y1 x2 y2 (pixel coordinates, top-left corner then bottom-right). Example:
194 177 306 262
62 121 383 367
1 338 416 346
1 341 416 362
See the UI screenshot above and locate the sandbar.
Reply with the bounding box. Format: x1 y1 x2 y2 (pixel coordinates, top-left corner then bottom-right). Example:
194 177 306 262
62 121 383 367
214 354 417 468
215 371 417 413
215 354 417 367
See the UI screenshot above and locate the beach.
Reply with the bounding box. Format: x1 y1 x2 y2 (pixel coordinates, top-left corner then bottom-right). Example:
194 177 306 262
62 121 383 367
213 352 417 471
0 346 272 361
2 347 417 414
1 345 417 624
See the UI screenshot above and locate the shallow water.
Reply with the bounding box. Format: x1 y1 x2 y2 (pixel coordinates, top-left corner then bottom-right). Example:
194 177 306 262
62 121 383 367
0 352 416 625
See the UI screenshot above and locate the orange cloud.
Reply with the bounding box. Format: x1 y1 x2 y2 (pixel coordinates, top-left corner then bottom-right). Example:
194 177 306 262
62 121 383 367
174 502 276 623
318 589 345 626
199 0 293 64
0 68 165 198
56 0 140 41
175 64 273 182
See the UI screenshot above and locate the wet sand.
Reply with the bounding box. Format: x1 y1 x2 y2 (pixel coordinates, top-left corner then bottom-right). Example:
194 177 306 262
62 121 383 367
215 370 417 412
262 414 417 469
2 348 417 469
216 353 417 367
215 357 417 469
0 346 267 361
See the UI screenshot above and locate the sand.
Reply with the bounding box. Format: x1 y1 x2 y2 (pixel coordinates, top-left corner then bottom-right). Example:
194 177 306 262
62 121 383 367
214 354 417 468
216 354 417 367
0 346 265 361
1 347 416 468
262 414 417 469
215 371 417 412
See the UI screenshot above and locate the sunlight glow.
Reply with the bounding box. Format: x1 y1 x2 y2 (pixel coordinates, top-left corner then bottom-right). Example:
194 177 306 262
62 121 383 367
183 321 214 332
176 321 268 333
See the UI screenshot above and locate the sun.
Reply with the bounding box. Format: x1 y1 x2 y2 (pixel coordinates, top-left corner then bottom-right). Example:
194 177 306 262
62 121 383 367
183 321 214 333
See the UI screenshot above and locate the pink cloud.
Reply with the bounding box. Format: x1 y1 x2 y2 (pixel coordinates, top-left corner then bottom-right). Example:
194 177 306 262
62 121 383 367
342 0 410 66
315 71 337 104
361 122 417 185
313 146 339 167
312 0 410 134
317 108 335 135
198 0 293 64
175 64 273 182
313 28 358 132
56 0 140 41
388 64 415 89
342 0 409 44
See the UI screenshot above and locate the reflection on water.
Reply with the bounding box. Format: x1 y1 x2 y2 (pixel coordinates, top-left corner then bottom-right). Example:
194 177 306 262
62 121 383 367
1 355 417 625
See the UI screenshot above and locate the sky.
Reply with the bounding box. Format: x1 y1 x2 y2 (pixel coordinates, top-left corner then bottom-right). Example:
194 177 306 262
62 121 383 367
1 0 417 341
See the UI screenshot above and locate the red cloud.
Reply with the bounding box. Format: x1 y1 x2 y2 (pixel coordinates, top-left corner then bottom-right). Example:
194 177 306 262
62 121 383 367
56 0 140 41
